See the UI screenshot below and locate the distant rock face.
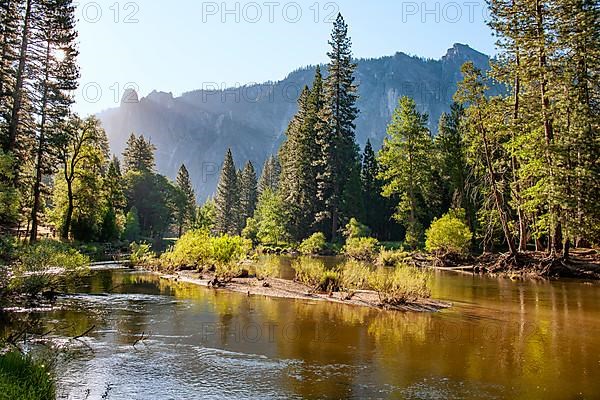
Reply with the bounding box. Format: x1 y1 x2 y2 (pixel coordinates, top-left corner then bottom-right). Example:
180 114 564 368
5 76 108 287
98 43 490 201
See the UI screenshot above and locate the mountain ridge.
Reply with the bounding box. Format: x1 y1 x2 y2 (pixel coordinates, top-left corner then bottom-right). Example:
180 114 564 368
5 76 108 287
98 43 490 201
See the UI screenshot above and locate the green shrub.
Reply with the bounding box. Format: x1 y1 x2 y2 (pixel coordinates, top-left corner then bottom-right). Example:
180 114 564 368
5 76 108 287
159 230 252 271
368 264 431 306
130 242 155 266
425 209 472 256
343 237 379 261
376 248 410 267
214 262 244 283
210 235 252 267
292 257 340 292
255 256 280 280
298 232 327 255
292 256 325 289
10 240 89 296
339 260 371 296
343 218 371 239
0 352 55 400
160 230 212 268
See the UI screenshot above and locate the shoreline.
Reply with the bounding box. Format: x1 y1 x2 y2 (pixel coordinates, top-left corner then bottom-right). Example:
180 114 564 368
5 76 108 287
150 269 452 313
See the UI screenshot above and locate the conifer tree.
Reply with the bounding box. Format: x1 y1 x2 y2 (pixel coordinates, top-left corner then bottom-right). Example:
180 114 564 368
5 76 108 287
238 161 258 231
214 148 240 235
258 155 280 194
361 140 388 238
316 13 360 241
175 164 196 237
123 133 156 173
29 0 79 241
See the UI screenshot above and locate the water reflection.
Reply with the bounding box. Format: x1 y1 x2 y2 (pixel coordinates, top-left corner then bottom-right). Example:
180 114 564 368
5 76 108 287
3 268 600 399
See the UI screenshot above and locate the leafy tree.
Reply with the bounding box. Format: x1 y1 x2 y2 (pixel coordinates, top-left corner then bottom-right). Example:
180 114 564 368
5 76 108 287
316 13 360 241
123 206 141 242
53 116 108 240
254 188 290 245
195 199 216 232
175 164 196 237
378 97 434 248
214 148 240 235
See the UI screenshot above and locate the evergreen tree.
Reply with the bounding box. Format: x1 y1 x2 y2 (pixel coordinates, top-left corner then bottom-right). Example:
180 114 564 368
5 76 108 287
316 13 360 241
175 164 196 237
214 148 239 235
104 156 125 212
361 140 387 238
123 133 156 172
455 62 518 255
29 0 80 241
378 97 434 248
238 161 258 231
279 68 324 240
258 155 280 194
123 206 141 242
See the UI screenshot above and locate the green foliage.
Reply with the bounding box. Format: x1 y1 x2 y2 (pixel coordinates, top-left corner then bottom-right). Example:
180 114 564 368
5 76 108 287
368 265 431 305
339 259 371 293
0 151 20 226
291 256 335 291
123 133 156 172
174 164 197 236
343 237 379 261
123 170 178 240
10 241 89 296
315 14 361 241
129 242 155 266
123 207 141 242
195 200 216 232
298 232 327 255
378 96 434 249
159 230 252 271
343 218 371 239
255 256 280 280
376 248 410 267
214 149 240 235
425 209 473 256
0 352 55 400
238 161 258 232
258 155 281 194
254 189 290 245
241 217 259 245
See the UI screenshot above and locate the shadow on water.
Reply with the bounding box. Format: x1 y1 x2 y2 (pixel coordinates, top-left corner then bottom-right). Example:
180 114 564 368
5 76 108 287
2 262 600 399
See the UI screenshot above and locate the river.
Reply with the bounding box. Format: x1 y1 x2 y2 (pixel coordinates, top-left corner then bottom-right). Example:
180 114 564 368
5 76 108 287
3 263 600 399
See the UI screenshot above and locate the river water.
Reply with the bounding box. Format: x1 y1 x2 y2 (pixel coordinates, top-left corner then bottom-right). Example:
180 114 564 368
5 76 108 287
3 265 600 399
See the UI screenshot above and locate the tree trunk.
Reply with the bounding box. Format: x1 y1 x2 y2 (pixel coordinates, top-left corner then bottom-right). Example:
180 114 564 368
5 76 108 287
535 0 560 257
29 39 52 242
6 0 32 154
61 180 74 240
478 110 518 256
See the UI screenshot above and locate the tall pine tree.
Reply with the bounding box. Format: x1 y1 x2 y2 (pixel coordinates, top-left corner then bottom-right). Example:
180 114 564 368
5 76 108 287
175 164 196 237
214 148 239 235
316 13 360 241
238 161 258 231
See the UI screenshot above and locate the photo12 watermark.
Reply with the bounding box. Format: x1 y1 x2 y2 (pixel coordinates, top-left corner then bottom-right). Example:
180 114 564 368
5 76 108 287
201 2 340 23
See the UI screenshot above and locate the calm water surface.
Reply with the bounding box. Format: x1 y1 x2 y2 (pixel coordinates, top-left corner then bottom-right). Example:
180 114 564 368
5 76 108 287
4 263 600 400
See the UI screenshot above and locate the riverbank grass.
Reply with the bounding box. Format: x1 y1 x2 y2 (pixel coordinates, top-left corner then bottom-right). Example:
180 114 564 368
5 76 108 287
0 352 55 400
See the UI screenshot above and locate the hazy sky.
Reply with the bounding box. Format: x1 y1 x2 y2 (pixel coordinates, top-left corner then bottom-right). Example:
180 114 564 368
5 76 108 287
74 0 496 116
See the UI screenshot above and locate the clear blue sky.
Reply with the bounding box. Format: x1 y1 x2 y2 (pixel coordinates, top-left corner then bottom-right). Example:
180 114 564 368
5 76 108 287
74 0 496 116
